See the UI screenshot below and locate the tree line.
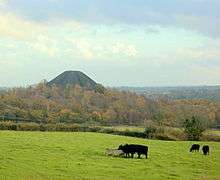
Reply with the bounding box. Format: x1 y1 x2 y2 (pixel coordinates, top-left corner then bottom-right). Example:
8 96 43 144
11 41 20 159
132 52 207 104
0 82 219 128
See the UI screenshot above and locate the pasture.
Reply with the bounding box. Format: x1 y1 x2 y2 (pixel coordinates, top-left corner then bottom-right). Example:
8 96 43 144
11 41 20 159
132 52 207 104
0 131 219 180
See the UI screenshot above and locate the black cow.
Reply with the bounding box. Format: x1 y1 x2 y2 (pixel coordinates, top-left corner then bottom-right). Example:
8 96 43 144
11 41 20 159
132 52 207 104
190 144 200 152
202 145 209 155
118 144 148 159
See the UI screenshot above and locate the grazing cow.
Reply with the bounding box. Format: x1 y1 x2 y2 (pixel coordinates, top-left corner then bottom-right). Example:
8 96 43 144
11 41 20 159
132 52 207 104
118 144 148 159
202 145 209 155
190 144 200 152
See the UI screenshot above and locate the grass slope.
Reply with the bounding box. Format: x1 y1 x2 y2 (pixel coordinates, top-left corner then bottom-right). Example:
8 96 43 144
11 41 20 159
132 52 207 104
0 131 219 180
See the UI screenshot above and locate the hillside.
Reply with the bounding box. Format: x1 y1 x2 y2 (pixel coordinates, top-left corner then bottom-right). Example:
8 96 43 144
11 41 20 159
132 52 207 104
0 82 220 128
0 131 219 179
0 87 8 95
47 71 97 89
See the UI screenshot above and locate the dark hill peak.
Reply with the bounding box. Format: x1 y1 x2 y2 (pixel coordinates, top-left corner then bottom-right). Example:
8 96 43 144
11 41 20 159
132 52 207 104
48 71 97 89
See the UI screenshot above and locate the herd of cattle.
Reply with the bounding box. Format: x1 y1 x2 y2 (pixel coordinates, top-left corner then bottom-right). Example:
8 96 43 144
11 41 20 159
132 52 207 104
105 144 148 158
105 144 210 158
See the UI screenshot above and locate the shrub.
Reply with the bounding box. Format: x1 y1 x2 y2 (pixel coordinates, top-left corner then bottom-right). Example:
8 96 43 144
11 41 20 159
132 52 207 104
164 127 185 140
144 126 157 138
183 116 207 141
201 132 220 142
0 121 18 130
118 130 146 138
98 128 115 134
154 133 177 141
17 123 40 131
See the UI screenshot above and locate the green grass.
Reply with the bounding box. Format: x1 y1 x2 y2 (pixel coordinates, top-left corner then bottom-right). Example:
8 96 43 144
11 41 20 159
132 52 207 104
0 131 220 180
206 129 220 136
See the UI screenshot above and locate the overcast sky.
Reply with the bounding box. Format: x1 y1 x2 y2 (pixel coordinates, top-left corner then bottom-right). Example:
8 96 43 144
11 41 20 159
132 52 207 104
0 0 220 87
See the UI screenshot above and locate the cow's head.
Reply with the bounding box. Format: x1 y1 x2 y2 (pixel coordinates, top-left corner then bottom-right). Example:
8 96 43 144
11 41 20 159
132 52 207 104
118 144 124 150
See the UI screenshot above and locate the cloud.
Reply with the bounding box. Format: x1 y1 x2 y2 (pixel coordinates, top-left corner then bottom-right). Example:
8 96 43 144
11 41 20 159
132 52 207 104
0 12 46 40
48 0 62 2
72 38 94 60
176 38 220 62
26 37 59 57
1 10 219 64
0 12 140 60
67 39 139 60
4 0 220 38
0 0 7 6
0 4 219 87
175 14 220 38
112 42 138 57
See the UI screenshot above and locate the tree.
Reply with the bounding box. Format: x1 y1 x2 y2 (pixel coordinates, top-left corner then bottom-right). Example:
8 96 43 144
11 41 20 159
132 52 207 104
214 110 220 127
183 116 207 141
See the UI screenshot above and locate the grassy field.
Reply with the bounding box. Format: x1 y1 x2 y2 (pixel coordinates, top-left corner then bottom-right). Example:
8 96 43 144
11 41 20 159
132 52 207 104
0 131 219 180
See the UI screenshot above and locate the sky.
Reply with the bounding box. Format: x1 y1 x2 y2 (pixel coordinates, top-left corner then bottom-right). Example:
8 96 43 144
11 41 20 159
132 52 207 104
0 0 220 87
